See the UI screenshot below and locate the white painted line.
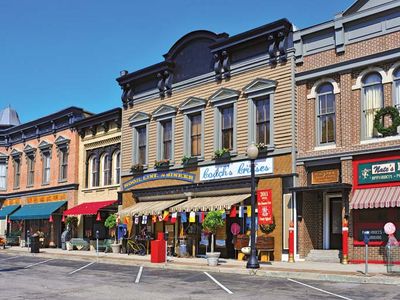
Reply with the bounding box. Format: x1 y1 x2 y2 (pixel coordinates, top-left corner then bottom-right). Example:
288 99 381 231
68 261 96 275
135 266 143 284
24 258 55 269
204 271 234 295
288 278 353 300
0 256 19 261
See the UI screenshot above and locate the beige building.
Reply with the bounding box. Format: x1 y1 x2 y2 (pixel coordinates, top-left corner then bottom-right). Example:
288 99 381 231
117 20 296 261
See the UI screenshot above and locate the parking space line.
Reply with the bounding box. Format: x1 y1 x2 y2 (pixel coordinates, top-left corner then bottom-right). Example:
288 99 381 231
0 256 19 261
288 278 353 300
135 266 143 284
204 272 234 294
68 261 96 275
24 258 55 269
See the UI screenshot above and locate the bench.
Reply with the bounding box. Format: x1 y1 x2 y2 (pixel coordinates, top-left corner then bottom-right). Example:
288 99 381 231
256 236 274 262
67 238 90 251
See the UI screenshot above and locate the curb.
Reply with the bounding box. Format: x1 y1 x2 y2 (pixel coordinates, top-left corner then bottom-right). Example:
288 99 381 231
3 249 400 285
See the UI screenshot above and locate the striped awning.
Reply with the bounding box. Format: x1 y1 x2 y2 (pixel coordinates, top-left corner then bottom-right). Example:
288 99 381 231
119 199 185 217
169 194 250 212
351 187 400 209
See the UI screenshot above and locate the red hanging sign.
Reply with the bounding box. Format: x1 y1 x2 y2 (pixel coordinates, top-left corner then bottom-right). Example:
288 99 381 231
257 189 273 225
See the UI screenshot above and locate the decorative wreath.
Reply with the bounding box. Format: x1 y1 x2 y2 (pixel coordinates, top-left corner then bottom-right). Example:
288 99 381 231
373 106 400 137
259 217 276 234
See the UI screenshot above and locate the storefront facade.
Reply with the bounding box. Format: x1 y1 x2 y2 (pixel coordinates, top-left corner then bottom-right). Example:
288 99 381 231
294 0 400 262
117 20 296 260
0 106 90 247
66 108 121 242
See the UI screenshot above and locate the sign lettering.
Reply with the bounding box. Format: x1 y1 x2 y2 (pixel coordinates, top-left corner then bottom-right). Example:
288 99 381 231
257 189 273 225
122 171 195 190
358 159 400 185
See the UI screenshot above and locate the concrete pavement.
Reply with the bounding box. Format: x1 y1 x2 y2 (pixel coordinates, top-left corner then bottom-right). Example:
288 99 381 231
2 246 398 285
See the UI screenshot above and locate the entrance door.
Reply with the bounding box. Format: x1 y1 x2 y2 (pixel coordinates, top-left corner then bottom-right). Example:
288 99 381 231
329 198 342 249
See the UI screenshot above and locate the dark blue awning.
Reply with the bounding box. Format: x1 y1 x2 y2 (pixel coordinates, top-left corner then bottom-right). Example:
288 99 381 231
0 205 20 220
10 201 67 220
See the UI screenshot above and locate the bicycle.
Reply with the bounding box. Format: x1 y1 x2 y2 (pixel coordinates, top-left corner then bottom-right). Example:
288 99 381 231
126 236 146 256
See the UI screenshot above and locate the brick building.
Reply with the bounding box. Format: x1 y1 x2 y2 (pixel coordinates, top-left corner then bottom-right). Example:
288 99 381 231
293 0 400 262
117 20 296 260
0 107 90 247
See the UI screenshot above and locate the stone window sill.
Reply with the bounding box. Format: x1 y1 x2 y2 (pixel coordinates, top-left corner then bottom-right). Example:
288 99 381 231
360 135 400 145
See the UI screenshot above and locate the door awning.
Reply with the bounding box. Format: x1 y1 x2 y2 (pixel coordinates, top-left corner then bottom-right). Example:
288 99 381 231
351 187 400 209
10 201 67 220
169 194 250 212
63 200 117 216
0 205 20 220
119 199 184 217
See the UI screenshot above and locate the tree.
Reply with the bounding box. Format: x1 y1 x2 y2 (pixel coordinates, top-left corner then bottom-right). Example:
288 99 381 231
202 211 225 253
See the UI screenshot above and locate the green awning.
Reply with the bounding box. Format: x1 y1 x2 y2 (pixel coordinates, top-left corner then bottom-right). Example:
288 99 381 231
10 201 67 220
0 205 20 220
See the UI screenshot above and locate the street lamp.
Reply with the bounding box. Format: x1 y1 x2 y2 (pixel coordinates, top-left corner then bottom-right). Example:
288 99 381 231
246 143 260 269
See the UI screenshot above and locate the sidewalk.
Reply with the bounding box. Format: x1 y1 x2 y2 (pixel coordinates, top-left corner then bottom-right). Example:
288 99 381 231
3 246 399 285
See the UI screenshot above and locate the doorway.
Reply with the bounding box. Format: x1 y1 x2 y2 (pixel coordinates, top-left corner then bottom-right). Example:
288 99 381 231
323 194 342 250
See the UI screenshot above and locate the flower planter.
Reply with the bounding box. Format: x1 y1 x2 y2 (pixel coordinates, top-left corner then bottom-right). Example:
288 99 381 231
183 157 198 166
257 147 268 157
215 152 231 161
155 162 170 169
206 252 221 266
111 243 121 254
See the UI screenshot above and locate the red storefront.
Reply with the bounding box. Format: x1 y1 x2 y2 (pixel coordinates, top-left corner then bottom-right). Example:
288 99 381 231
350 153 400 263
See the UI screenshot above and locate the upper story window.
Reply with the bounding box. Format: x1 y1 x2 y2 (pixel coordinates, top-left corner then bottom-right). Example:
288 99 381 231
88 156 99 188
13 157 21 189
59 148 68 182
161 119 173 160
210 88 240 154
113 151 121 185
180 97 206 160
129 112 150 168
317 83 335 145
0 157 7 190
42 152 51 185
221 106 234 150
362 72 383 139
27 154 35 186
243 78 276 149
393 68 400 110
101 153 112 186
137 126 147 165
255 98 271 145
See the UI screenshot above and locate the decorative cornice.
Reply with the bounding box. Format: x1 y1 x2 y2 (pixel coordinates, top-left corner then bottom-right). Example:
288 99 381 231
179 97 207 112
152 105 178 119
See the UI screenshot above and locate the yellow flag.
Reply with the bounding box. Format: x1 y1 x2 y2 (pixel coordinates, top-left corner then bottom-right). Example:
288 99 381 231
189 211 196 223
247 206 251 217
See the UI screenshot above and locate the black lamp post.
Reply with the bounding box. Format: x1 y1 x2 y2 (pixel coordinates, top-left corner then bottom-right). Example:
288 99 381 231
246 143 260 269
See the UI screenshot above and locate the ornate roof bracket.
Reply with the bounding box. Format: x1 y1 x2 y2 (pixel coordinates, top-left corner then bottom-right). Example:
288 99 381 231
213 50 231 81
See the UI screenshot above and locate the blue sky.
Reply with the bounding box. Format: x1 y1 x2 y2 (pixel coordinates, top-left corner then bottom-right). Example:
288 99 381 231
0 0 353 123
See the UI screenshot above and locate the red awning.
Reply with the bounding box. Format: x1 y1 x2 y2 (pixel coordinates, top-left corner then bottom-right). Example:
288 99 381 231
63 200 117 216
350 187 400 209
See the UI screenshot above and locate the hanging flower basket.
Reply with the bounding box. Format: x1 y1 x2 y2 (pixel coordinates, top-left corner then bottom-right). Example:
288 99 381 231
373 106 400 137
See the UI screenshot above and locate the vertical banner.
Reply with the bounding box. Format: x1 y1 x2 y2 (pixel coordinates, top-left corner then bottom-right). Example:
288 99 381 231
257 189 273 225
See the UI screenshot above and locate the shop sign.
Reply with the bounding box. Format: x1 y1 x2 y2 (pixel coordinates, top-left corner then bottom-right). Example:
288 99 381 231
358 229 385 242
358 159 400 185
257 189 273 225
311 169 339 185
199 158 273 181
122 171 195 190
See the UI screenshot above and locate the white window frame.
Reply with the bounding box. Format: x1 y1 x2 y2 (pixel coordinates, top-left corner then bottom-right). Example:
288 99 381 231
88 155 99 188
210 88 240 155
129 112 151 169
315 83 336 146
113 150 121 185
180 97 207 160
101 153 112 186
0 154 8 190
243 79 276 149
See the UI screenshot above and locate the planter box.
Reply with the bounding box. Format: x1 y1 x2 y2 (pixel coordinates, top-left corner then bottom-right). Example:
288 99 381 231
183 157 198 166
215 152 231 161
257 147 268 157
155 162 170 169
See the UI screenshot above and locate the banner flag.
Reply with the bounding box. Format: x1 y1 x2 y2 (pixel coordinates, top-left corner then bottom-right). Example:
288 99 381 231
257 189 273 225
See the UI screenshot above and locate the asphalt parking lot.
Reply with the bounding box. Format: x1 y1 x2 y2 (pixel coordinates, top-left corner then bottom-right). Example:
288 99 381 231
0 252 399 300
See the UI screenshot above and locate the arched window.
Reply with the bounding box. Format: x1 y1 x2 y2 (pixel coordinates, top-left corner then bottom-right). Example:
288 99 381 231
393 68 400 110
88 156 99 188
113 151 121 185
316 83 335 145
101 153 112 186
362 72 383 139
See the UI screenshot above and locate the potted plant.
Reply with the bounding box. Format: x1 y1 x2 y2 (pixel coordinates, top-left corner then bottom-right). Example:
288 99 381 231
256 143 268 156
131 163 144 174
154 159 170 169
104 214 120 253
202 210 225 266
213 148 231 160
181 155 198 166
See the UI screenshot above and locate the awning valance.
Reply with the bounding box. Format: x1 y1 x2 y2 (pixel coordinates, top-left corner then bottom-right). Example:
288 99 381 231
63 200 117 216
351 187 400 209
10 201 67 220
0 205 20 220
169 194 250 212
119 199 184 217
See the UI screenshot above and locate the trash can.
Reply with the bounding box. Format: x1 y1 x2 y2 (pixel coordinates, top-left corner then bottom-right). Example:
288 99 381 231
30 234 40 253
151 240 166 263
